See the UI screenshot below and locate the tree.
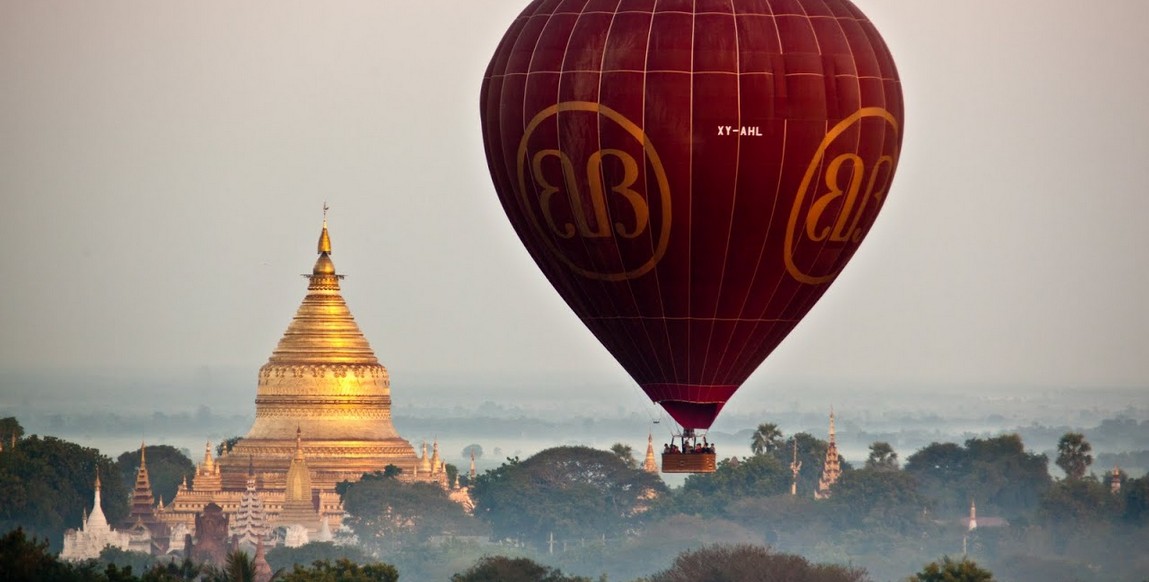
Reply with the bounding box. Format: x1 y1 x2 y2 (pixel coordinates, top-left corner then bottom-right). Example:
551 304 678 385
0 527 86 582
461 444 483 460
828 468 930 533
675 454 789 514
451 556 591 582
0 417 24 444
210 550 255 582
649 544 868 582
267 541 371 572
0 434 129 549
338 472 486 552
909 556 994 582
1055 432 1092 480
99 546 156 576
751 423 783 456
279 559 398 582
1038 477 1120 523
967 435 1051 516
470 446 666 547
905 436 1050 518
609 443 637 469
116 445 196 506
865 442 899 471
216 437 242 458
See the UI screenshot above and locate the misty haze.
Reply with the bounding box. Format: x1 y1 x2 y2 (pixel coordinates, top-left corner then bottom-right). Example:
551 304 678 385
2 1 1147 582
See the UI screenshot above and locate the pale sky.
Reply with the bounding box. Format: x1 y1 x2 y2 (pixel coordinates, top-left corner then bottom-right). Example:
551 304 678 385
2 1 1147 399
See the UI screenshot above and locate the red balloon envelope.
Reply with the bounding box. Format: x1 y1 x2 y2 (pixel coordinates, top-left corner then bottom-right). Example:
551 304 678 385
481 0 903 430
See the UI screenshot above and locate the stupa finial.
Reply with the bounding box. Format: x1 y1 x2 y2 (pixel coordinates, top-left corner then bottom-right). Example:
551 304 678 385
318 202 332 255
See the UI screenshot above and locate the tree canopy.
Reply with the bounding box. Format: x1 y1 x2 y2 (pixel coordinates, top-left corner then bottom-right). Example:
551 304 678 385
450 556 591 582
909 556 995 582
1055 432 1093 480
649 544 869 582
0 433 129 549
865 442 899 471
338 471 485 553
751 423 783 456
905 435 1050 517
470 446 666 548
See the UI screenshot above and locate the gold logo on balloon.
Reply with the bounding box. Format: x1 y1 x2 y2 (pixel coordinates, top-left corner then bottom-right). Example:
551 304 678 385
517 101 671 281
785 107 900 285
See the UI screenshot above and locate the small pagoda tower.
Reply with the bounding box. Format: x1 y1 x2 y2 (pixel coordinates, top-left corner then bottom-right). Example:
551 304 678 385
195 442 222 493
469 450 476 480
642 433 658 474
430 440 444 475
253 537 273 582
61 470 131 560
277 428 321 535
230 458 269 551
968 499 978 531
815 408 841 500
1111 465 1123 495
420 442 432 474
125 444 159 528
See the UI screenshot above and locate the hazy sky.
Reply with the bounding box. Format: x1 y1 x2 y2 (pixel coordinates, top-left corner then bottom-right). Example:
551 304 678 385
2 1 1147 399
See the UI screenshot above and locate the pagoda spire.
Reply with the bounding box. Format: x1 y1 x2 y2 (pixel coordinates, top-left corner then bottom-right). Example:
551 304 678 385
469 450 476 480
318 201 332 254
642 433 658 473
88 468 108 529
126 443 158 529
790 438 802 496
968 499 978 531
815 407 841 500
420 441 432 473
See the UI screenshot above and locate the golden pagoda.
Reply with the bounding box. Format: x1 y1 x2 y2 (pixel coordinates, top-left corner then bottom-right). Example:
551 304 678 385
216 210 424 491
162 211 444 537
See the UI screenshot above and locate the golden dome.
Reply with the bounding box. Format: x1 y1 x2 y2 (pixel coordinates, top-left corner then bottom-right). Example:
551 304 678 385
312 254 336 276
262 217 377 367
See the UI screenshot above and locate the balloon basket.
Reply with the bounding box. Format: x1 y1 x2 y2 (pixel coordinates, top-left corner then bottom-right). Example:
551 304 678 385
661 452 716 473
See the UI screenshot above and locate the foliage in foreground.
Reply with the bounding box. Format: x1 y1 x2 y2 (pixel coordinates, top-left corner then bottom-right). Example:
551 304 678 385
451 555 593 582
647 544 870 582
908 556 995 582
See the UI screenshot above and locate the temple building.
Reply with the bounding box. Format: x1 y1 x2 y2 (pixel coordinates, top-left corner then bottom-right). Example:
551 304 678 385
162 212 444 536
229 460 270 552
122 444 170 554
61 471 131 561
218 213 427 491
815 408 842 500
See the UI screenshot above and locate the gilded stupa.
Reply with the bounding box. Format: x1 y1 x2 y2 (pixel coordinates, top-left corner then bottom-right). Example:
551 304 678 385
217 210 421 492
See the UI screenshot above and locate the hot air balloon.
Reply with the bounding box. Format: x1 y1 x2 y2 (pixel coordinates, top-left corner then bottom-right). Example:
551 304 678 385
481 0 903 472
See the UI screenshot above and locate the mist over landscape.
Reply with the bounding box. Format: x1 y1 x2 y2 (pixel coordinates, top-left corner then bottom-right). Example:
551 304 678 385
3 0 1148 580
5 367 1145 478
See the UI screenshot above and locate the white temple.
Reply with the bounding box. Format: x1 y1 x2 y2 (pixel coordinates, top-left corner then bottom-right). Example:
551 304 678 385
229 463 269 552
61 471 131 561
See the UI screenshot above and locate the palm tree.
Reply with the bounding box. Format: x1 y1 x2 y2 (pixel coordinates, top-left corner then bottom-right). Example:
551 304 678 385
1056 432 1093 480
750 423 783 456
865 441 899 470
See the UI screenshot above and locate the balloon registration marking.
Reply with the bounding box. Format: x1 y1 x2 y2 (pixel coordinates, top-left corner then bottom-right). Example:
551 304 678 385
785 107 900 285
517 101 672 282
